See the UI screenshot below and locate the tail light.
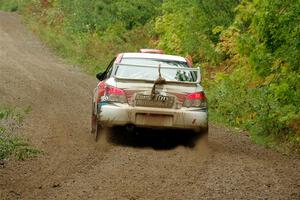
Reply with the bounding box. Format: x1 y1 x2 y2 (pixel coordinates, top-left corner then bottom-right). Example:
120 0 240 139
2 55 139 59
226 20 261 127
104 86 127 103
183 92 207 108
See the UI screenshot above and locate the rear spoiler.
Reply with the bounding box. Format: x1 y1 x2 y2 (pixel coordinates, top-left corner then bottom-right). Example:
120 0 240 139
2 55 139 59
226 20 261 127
112 63 201 84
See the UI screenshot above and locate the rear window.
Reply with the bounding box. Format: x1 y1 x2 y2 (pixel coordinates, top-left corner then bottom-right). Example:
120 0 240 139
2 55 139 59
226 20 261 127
115 58 197 82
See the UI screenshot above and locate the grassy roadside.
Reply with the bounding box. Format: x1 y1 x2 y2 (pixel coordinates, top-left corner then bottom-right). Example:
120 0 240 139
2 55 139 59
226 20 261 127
0 0 29 12
18 0 157 75
24 17 154 75
209 111 300 154
0 107 40 161
0 2 41 161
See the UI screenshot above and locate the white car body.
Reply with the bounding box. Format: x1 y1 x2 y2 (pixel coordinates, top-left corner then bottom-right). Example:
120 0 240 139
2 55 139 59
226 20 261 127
91 52 208 139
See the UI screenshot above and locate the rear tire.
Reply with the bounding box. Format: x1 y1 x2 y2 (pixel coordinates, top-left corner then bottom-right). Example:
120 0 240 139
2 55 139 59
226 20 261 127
95 122 102 142
91 114 97 134
91 101 102 142
91 100 96 134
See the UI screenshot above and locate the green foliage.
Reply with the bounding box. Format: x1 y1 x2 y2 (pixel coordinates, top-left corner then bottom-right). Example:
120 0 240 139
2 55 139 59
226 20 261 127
209 0 300 153
0 135 40 160
155 0 239 65
0 107 39 160
58 0 160 32
0 0 31 12
236 0 300 76
0 0 19 11
20 0 160 72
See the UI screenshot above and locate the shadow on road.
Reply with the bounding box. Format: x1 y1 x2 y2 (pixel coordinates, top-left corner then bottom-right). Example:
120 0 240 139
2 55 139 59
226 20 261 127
106 127 200 150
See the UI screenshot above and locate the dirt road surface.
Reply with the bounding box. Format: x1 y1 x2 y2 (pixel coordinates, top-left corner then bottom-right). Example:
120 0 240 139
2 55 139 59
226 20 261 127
0 12 299 200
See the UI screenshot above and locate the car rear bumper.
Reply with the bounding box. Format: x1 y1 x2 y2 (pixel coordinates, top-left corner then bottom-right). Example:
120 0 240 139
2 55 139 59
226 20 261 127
98 103 208 131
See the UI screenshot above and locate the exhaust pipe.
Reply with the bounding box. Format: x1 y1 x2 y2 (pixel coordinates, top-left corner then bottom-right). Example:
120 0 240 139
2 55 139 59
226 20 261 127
126 124 135 132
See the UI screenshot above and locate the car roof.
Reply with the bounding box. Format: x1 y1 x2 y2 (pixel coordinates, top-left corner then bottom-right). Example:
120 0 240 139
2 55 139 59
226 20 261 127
122 53 186 62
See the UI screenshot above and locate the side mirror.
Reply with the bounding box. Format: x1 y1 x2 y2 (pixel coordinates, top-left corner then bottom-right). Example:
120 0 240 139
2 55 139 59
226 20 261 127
96 72 106 81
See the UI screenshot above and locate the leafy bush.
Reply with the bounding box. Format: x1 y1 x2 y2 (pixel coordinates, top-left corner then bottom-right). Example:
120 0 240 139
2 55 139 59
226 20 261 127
0 0 31 12
209 0 300 153
155 0 239 65
0 0 19 11
18 0 160 73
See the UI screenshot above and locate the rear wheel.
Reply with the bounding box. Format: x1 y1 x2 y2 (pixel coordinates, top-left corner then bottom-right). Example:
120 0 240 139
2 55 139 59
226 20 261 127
91 101 102 141
91 114 97 134
91 100 96 134
94 121 102 141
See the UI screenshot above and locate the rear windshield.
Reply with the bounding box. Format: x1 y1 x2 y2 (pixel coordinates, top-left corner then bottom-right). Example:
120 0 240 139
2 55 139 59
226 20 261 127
115 58 197 82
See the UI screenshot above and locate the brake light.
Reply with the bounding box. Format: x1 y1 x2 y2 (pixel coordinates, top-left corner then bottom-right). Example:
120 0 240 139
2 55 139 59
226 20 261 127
105 86 127 103
183 92 207 108
107 86 125 95
186 92 205 100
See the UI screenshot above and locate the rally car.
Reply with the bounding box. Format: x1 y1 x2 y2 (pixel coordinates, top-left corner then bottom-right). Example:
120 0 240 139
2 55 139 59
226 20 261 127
91 49 208 142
